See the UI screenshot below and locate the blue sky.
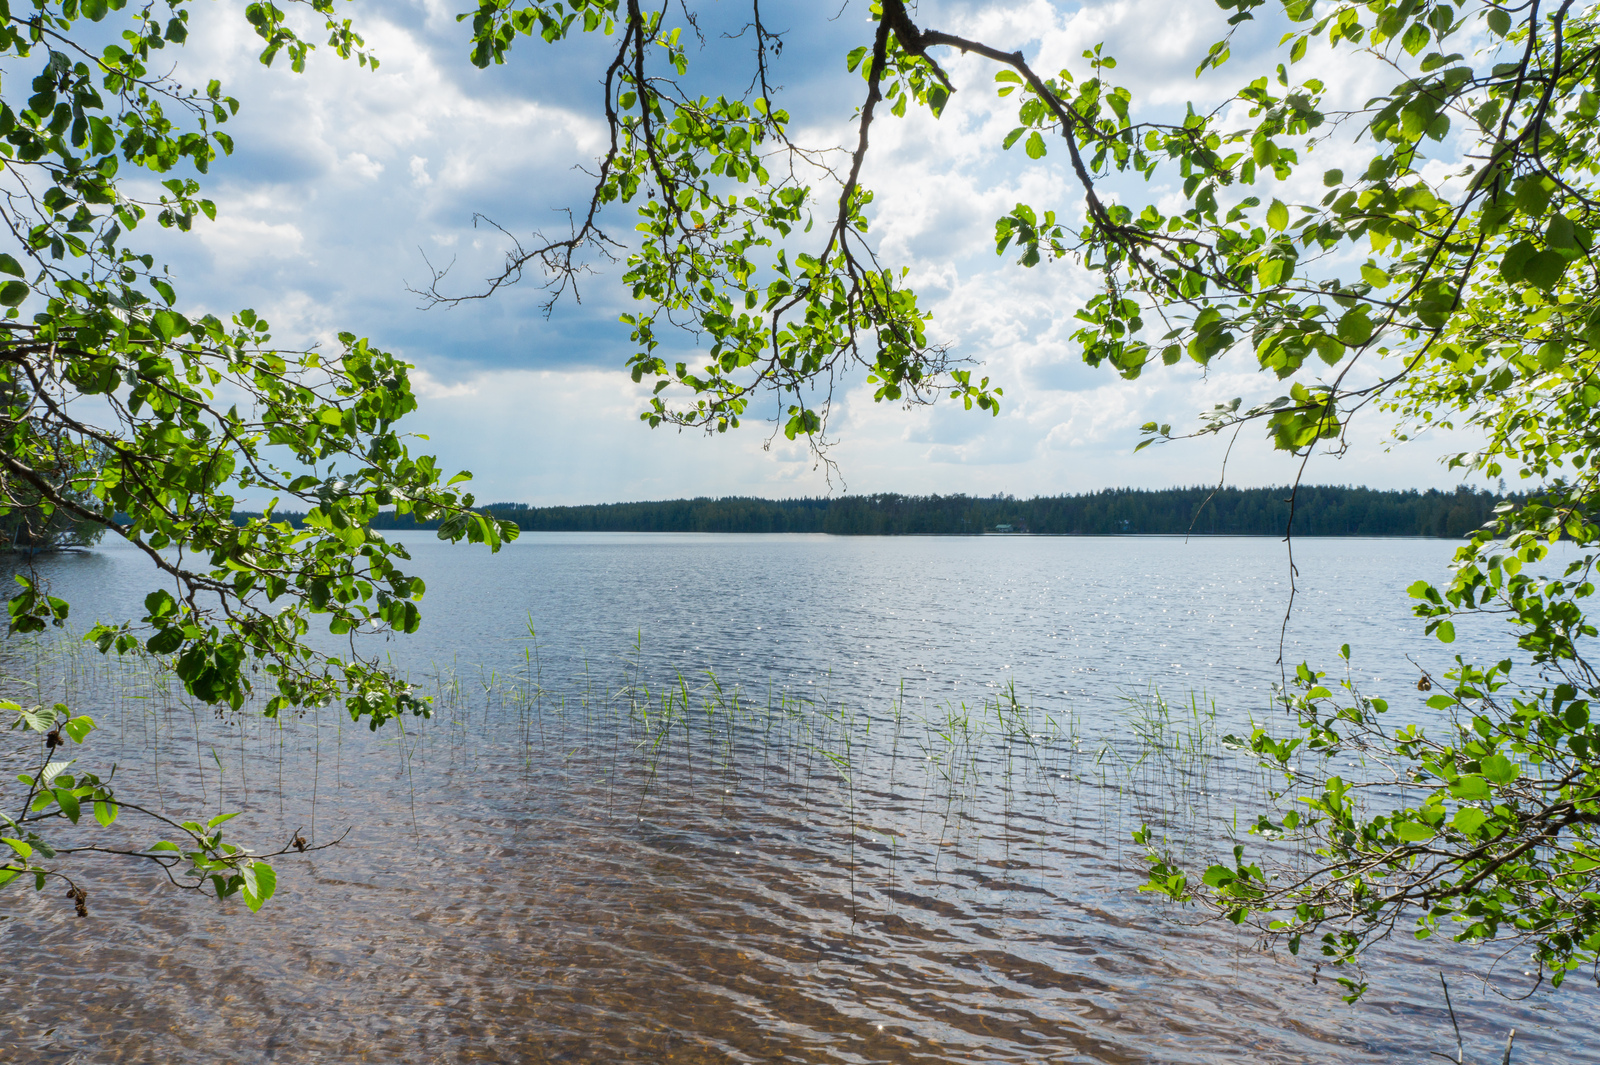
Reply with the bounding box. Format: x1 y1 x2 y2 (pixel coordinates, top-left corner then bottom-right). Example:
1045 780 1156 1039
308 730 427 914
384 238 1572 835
141 0 1489 505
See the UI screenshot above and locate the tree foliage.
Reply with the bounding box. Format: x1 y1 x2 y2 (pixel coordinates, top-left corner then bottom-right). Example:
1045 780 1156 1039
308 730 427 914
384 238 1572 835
0 0 515 908
427 0 1004 446
447 0 1600 998
0 420 105 551
343 484 1511 538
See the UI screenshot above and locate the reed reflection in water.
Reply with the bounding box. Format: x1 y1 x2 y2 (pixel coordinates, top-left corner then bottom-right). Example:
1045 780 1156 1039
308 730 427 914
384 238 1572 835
1 633 1596 1065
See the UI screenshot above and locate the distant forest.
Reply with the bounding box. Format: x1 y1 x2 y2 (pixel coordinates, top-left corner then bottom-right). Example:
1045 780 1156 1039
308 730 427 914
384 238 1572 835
234 485 1515 538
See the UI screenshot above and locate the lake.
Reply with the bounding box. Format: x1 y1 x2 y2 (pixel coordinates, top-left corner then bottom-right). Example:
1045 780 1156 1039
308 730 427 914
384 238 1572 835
1 534 1595 1063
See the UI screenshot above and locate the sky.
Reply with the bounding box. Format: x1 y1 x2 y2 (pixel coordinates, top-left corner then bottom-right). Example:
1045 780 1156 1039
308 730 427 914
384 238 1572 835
131 0 1493 505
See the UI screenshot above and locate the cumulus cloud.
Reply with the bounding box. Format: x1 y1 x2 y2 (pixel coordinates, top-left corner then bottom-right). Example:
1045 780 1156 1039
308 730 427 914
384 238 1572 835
143 0 1484 505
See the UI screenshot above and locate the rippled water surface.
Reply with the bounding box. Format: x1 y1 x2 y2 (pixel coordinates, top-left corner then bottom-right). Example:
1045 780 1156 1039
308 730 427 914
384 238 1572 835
2 534 1596 1064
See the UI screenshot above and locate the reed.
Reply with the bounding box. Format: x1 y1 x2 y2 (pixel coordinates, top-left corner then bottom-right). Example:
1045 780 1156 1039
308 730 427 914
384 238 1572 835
0 627 1289 925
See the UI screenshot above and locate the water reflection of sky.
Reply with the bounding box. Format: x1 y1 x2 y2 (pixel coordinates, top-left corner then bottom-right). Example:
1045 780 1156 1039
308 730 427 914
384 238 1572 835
2 535 1594 1064
12 532 1539 728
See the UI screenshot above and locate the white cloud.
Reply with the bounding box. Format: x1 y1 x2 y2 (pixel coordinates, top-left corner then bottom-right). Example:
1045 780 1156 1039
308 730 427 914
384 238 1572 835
385 355 1477 508
342 152 386 180
144 0 1489 505
410 367 480 400
196 212 306 262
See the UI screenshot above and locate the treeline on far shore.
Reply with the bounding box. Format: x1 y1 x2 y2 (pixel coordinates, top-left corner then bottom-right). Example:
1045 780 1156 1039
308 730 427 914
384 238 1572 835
231 485 1517 539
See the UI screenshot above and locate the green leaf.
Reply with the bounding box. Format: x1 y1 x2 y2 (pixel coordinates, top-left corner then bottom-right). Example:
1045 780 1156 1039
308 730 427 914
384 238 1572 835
1481 753 1518 784
1499 239 1535 282
1335 309 1374 345
0 281 29 307
1547 213 1579 254
1452 807 1488 836
0 254 24 278
1025 131 1047 160
1394 821 1435 842
61 716 94 744
1487 8 1511 35
144 590 178 619
146 628 183 655
152 310 182 341
1401 22 1429 56
1514 178 1552 218
1449 775 1491 801
93 799 118 827
241 860 276 912
52 788 80 823
1266 199 1289 231
1522 250 1567 290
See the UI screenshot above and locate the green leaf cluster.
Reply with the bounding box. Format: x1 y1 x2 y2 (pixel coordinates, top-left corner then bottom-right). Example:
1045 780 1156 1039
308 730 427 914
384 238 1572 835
3 697 296 912
466 0 1600 994
439 0 1000 451
0 0 519 732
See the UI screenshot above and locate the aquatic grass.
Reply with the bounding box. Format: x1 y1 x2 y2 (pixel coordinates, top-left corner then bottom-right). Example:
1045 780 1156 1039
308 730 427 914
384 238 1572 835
0 627 1294 937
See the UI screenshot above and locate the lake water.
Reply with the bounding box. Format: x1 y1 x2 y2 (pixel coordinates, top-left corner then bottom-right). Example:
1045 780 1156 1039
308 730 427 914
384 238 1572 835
1 534 1595 1063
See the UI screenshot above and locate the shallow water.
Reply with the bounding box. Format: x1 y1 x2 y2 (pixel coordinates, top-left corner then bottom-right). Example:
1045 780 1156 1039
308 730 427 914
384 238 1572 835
1 534 1595 1064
